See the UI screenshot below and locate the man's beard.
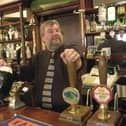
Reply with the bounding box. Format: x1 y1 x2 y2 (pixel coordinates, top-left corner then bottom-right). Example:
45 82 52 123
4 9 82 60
49 39 63 51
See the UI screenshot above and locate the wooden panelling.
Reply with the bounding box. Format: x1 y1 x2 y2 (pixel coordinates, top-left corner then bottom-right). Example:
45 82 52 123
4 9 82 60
55 13 81 46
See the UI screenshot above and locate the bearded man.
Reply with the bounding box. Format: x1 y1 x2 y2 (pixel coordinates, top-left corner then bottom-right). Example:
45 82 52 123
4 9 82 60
19 20 83 112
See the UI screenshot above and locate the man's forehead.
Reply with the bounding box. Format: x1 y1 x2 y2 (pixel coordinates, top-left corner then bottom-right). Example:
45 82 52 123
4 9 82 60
45 24 60 29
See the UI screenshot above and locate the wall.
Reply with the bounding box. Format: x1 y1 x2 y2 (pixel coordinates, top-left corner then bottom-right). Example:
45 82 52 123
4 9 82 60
57 14 81 46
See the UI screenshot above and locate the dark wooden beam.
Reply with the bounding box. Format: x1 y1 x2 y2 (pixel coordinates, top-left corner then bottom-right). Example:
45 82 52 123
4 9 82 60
32 1 79 16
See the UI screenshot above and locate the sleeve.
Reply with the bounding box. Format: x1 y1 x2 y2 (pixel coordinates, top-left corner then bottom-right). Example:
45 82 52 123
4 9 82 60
19 55 37 82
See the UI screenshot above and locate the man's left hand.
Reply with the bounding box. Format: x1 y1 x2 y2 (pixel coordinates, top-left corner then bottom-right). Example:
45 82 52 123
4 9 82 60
60 49 82 70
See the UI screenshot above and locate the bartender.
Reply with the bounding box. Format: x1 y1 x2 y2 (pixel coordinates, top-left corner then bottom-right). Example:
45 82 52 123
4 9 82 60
17 19 83 112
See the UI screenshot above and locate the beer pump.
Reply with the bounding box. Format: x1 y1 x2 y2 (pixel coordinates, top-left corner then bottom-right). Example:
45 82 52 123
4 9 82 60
9 81 33 109
86 55 121 126
59 63 92 125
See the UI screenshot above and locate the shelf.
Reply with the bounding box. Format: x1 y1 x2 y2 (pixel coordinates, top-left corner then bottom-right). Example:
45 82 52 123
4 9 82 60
85 8 98 14
0 38 32 44
0 21 20 28
85 31 100 36
0 39 21 43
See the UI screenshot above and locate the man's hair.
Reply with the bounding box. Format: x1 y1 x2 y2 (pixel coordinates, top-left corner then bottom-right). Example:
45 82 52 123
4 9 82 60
40 19 61 36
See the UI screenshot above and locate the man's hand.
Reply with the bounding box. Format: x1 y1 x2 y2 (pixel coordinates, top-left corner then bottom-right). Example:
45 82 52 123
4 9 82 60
60 49 82 70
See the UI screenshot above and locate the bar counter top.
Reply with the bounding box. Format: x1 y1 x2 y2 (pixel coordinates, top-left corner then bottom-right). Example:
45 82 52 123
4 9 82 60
0 105 80 126
0 105 125 126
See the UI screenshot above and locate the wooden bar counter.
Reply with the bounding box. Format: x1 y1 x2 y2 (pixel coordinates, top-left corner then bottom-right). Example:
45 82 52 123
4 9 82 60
0 105 125 126
0 105 84 126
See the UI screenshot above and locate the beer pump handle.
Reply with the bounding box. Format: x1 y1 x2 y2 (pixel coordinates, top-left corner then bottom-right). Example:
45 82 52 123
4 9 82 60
98 56 107 85
67 63 76 87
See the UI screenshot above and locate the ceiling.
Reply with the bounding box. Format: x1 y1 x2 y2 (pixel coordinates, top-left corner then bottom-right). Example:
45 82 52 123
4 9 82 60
0 0 125 6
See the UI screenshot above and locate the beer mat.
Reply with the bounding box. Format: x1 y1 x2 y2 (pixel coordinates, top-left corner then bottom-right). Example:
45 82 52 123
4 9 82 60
0 114 53 126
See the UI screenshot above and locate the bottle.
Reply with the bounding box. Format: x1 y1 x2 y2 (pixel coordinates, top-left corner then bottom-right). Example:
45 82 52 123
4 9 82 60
98 4 106 24
85 19 90 33
26 44 31 59
107 5 116 27
117 4 125 26
90 14 97 32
